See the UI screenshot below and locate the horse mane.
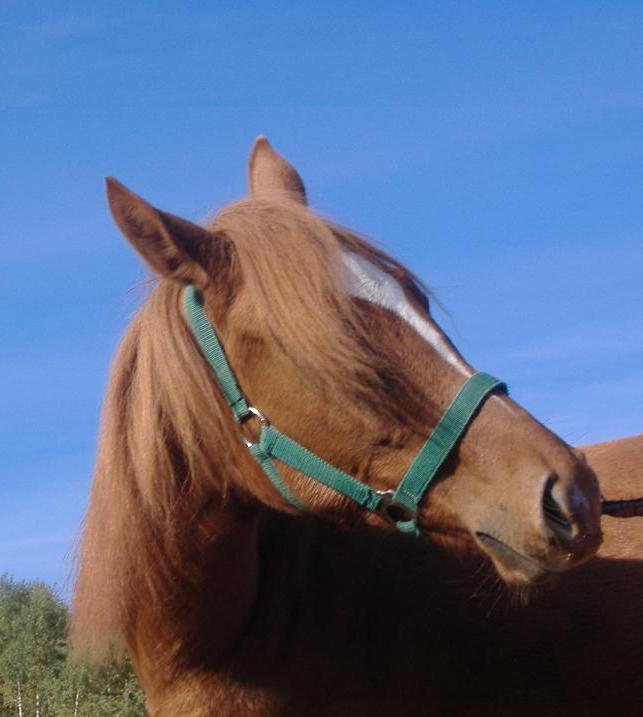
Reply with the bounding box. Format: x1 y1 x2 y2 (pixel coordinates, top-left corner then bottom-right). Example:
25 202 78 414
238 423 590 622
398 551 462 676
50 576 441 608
211 198 430 384
71 197 430 661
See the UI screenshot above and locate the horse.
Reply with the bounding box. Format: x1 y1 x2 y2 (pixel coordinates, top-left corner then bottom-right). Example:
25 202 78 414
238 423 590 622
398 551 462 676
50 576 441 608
585 434 643 519
72 137 609 716
584 434 643 562
505 435 643 715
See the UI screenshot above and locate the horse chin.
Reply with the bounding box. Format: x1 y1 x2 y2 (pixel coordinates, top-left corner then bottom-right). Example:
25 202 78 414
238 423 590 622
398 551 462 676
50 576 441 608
474 532 556 586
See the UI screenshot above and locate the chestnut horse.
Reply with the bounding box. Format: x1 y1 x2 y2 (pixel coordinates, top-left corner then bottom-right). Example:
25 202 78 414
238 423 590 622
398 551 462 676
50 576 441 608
73 139 613 715
586 434 643 520
585 434 643 562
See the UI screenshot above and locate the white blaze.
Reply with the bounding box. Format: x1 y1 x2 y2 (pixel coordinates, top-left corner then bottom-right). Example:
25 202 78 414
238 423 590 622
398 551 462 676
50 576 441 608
342 252 471 375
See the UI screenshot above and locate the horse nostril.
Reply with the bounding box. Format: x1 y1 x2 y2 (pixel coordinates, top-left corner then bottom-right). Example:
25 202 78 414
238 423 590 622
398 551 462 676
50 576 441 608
541 476 574 540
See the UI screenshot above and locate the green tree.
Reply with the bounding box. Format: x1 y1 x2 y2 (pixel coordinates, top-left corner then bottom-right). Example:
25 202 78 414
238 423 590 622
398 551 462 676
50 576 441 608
0 576 145 716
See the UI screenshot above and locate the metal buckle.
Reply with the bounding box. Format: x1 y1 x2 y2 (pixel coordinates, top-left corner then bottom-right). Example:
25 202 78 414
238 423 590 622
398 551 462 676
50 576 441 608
374 490 417 525
239 406 269 448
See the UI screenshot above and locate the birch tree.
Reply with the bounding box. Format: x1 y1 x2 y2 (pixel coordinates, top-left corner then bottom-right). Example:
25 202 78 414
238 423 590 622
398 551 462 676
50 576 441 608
0 576 145 716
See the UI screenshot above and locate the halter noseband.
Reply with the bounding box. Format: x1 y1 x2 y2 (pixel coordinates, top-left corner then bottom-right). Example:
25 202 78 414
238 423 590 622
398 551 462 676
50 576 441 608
183 285 506 536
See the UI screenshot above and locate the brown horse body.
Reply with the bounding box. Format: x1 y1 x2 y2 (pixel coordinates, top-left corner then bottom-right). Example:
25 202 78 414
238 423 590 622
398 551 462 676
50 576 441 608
585 434 643 505
73 140 641 715
586 434 643 561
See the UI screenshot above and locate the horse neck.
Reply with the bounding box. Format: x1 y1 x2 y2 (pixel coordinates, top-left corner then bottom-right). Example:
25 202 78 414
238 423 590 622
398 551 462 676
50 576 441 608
138 510 506 715
131 499 262 688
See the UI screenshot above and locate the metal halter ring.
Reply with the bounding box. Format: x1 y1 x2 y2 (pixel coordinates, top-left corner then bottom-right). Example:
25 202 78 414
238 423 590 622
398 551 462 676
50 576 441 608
239 406 270 448
374 490 417 525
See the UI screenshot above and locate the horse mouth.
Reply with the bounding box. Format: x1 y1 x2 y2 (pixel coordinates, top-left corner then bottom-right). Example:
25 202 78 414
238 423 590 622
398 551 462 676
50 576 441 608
475 532 554 584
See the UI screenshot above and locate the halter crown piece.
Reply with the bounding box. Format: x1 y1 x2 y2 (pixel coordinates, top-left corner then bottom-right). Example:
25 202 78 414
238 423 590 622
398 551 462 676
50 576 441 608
183 285 507 536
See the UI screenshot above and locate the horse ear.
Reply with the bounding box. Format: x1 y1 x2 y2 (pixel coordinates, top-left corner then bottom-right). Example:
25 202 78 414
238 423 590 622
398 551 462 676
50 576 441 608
247 136 307 205
106 177 216 285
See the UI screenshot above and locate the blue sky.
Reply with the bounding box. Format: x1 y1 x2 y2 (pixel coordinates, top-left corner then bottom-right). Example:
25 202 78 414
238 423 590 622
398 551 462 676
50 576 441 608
2 1 642 595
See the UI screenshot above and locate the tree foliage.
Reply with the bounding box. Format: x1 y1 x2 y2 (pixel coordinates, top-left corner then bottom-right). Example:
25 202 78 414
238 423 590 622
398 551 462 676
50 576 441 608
0 576 145 716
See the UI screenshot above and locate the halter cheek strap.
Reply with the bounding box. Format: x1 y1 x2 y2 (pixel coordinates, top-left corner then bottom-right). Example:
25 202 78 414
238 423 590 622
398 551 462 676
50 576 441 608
183 285 506 537
390 370 507 534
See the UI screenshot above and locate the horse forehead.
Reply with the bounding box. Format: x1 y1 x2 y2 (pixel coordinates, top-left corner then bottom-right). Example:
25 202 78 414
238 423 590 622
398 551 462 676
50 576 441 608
342 252 469 374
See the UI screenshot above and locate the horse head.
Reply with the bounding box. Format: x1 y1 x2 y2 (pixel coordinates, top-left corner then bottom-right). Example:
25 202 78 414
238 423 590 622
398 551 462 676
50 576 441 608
103 137 601 587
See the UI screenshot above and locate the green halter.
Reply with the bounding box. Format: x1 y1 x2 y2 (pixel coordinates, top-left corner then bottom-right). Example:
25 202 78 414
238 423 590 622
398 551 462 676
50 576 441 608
183 285 506 536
